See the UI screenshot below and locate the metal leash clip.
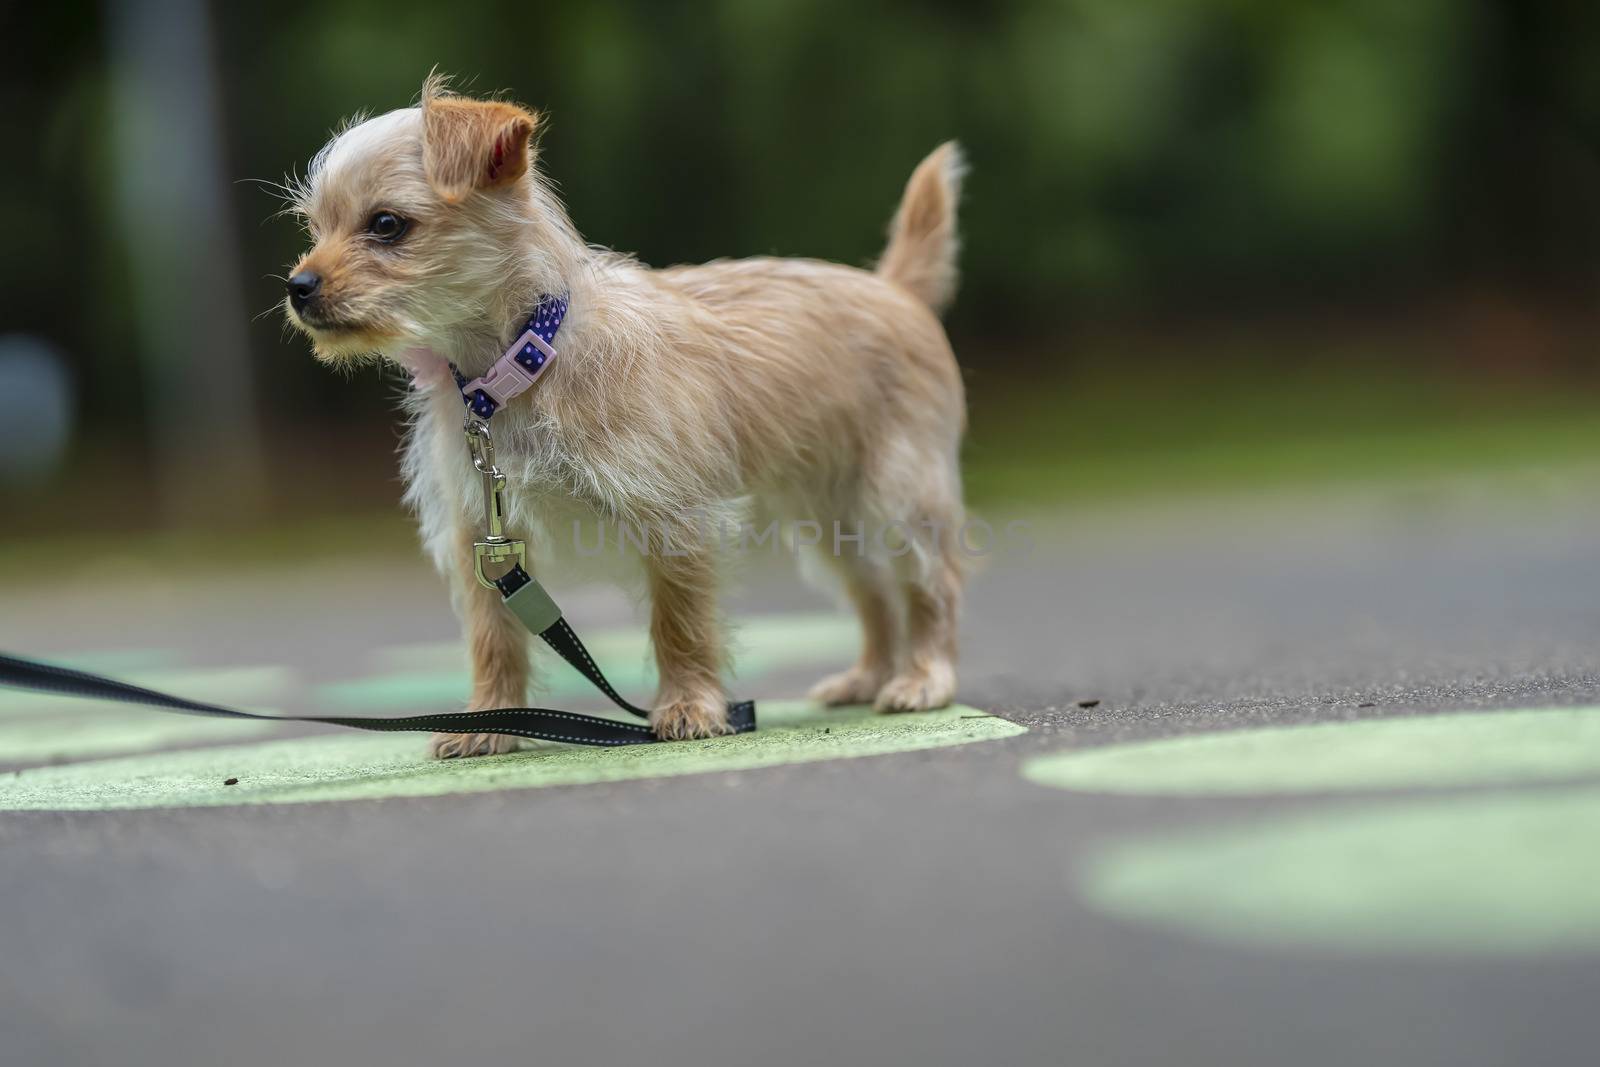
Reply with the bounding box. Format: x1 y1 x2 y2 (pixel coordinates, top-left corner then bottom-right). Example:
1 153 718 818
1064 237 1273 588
464 418 526 589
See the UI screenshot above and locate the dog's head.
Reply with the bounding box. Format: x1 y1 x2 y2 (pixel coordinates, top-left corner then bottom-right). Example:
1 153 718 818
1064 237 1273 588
283 77 541 362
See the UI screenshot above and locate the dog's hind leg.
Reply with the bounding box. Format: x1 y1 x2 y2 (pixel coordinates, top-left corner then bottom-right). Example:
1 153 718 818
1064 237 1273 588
808 551 900 707
430 524 531 758
876 551 961 712
875 477 964 714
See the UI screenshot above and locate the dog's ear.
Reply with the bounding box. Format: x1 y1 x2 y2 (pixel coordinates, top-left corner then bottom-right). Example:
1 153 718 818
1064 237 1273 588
421 84 539 204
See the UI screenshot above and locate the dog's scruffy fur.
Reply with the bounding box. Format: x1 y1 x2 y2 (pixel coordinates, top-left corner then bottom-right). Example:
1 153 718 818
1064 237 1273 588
285 77 969 756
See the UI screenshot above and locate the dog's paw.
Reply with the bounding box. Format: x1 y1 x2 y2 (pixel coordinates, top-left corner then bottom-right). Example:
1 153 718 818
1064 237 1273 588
808 666 889 707
874 662 957 713
429 731 521 759
652 694 733 740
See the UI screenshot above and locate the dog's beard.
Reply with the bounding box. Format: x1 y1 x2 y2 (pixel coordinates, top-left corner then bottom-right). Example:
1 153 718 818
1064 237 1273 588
286 301 404 364
296 320 391 364
309 334 387 365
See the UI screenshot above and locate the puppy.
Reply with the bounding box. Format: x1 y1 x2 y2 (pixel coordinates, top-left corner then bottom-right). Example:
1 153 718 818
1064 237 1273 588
283 77 968 756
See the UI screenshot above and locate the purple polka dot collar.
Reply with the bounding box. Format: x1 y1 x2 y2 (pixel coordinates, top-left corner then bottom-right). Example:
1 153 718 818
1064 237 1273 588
452 293 569 421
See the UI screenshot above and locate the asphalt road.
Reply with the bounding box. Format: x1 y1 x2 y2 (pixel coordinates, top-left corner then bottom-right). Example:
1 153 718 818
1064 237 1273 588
3 474 1599 1067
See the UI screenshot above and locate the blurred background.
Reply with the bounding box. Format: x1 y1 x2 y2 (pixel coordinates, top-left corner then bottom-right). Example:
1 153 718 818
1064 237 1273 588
10 8 1600 1062
2 0 1599 561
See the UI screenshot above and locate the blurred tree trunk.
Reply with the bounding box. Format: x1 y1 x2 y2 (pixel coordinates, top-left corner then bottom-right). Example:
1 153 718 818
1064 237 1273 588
104 0 264 524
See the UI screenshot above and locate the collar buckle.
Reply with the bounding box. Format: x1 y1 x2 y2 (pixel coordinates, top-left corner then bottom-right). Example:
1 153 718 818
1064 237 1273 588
454 294 567 420
469 329 557 407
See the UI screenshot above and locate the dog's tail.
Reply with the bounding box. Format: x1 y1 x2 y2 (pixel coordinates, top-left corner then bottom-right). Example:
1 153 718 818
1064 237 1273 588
876 141 967 316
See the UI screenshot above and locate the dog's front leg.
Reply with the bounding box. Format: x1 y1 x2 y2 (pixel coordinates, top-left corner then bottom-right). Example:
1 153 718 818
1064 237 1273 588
646 543 732 740
430 524 532 759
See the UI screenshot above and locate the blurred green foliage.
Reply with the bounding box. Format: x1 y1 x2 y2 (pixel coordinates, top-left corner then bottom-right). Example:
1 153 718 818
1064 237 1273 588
4 0 1600 435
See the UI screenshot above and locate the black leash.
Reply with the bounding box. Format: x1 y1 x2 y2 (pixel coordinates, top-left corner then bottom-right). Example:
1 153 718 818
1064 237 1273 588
0 563 755 748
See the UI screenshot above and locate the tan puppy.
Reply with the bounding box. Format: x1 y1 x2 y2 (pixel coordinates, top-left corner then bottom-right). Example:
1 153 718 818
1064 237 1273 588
284 77 968 756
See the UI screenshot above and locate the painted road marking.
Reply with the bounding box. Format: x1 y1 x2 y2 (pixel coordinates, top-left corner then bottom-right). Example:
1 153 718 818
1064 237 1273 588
321 612 860 712
314 663 651 712
0 667 291 763
368 612 858 674
0 666 291 719
1080 787 1600 956
1022 707 1600 796
0 701 1024 811
0 710 276 763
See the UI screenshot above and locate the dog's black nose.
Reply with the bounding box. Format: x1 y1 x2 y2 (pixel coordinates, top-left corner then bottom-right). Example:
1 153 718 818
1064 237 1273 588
287 271 322 311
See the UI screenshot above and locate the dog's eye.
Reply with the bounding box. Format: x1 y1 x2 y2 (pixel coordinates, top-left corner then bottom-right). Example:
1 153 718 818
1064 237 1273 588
365 212 408 243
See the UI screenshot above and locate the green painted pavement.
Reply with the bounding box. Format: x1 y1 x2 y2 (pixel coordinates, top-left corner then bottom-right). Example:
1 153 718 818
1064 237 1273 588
0 701 1023 811
1023 708 1600 797
367 613 858 674
320 612 859 712
53 648 181 675
314 663 646 712
0 666 290 719
0 667 292 763
0 710 276 763
1081 788 1600 956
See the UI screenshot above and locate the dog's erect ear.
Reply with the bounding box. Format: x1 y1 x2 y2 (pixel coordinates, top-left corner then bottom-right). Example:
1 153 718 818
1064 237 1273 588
421 83 539 203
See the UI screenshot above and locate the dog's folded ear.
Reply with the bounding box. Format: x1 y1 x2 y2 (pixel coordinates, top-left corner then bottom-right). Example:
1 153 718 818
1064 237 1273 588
421 83 539 204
